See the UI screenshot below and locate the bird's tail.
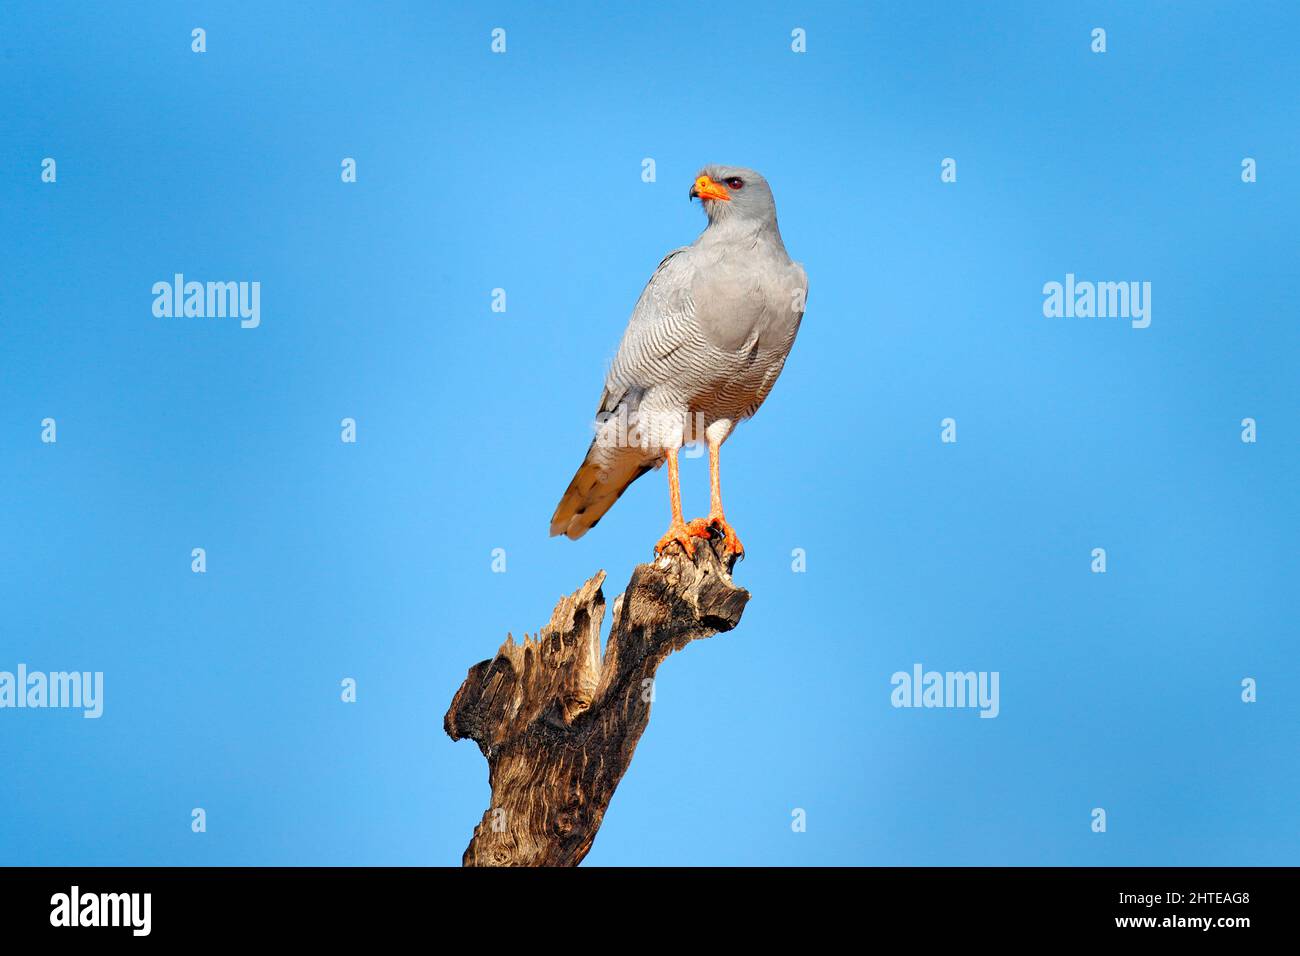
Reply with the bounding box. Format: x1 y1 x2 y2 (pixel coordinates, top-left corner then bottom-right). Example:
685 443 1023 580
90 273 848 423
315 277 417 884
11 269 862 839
549 445 654 540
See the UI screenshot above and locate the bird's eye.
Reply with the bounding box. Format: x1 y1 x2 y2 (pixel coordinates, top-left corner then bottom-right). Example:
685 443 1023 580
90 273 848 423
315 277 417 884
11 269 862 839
725 177 744 190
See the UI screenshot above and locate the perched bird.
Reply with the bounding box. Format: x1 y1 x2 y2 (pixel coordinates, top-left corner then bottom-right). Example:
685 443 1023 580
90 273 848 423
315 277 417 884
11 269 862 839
549 165 807 556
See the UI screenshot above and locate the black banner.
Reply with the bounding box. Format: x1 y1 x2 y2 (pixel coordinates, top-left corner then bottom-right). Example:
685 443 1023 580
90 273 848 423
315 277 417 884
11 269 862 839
0 867 1286 940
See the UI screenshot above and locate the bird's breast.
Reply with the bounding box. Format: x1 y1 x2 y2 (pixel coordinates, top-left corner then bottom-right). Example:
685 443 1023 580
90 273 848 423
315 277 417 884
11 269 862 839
692 258 804 354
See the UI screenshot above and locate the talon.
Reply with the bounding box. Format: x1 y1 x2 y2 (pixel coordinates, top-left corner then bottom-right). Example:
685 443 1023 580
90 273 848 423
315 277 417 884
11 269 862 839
693 513 744 556
684 517 713 539
653 521 697 557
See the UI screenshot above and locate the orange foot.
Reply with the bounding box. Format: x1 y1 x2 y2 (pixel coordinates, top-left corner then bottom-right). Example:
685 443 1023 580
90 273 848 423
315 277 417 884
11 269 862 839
685 514 745 556
654 520 700 557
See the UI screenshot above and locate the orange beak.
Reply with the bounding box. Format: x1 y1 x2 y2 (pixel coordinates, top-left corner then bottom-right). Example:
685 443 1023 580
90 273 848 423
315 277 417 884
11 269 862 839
690 174 731 202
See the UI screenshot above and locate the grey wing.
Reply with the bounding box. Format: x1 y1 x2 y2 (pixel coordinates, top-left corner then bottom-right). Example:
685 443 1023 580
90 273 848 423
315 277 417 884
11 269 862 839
596 247 697 416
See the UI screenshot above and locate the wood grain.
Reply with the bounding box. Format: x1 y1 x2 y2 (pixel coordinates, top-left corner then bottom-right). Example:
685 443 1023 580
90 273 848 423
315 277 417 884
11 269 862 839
444 536 749 866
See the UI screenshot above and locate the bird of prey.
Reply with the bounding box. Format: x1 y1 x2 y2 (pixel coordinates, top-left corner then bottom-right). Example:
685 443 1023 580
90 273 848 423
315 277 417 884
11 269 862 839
550 165 807 557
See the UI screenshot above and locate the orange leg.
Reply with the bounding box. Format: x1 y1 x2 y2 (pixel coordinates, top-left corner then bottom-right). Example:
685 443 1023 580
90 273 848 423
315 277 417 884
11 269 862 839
685 436 744 555
653 447 697 557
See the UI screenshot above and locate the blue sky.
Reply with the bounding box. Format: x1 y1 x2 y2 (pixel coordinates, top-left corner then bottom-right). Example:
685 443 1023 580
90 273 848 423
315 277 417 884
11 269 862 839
1 1 1296 866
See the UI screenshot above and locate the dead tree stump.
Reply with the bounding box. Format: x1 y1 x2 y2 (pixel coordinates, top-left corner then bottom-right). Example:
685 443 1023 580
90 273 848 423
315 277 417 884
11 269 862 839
444 536 750 866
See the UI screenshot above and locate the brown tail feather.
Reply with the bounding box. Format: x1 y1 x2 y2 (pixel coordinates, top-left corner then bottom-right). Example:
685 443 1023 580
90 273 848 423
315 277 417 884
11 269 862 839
549 449 653 540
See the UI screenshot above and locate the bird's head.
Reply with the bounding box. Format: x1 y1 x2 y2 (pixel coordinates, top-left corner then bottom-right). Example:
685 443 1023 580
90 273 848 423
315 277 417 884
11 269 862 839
689 165 776 228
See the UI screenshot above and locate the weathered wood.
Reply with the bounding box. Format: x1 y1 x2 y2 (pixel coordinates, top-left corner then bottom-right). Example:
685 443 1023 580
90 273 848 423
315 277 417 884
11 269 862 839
444 535 749 866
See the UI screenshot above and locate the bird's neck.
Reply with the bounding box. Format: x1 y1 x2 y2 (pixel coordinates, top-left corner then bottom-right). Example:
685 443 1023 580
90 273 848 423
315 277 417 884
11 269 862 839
700 216 788 257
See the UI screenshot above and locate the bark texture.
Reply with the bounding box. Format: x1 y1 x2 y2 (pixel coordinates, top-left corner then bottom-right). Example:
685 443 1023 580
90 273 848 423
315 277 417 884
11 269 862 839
444 536 749 866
